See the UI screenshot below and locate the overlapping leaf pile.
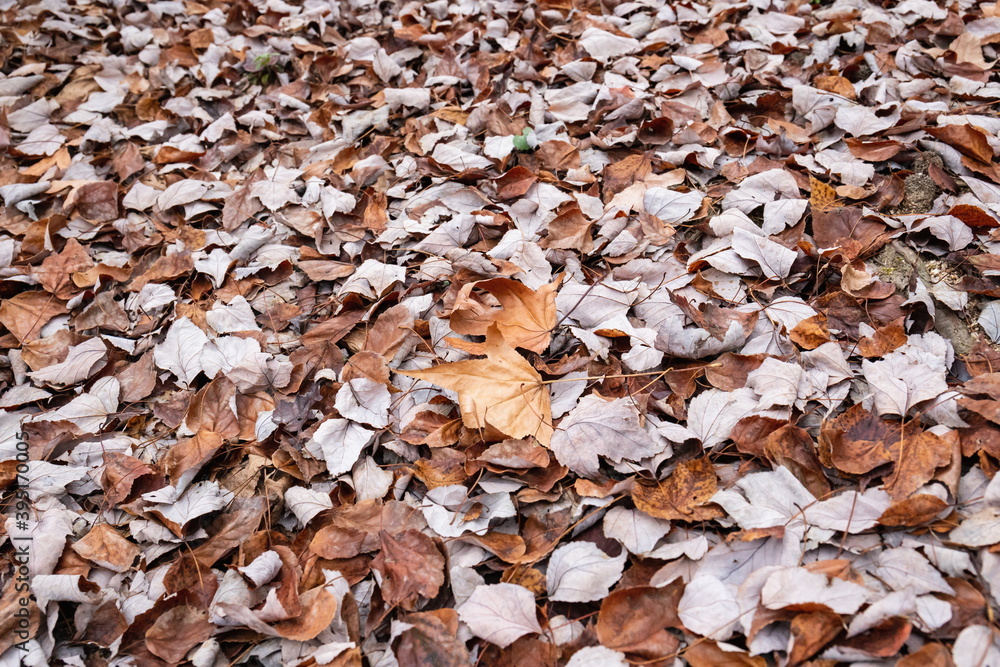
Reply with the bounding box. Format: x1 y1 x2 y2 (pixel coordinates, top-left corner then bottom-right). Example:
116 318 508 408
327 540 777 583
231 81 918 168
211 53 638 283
4 0 1000 664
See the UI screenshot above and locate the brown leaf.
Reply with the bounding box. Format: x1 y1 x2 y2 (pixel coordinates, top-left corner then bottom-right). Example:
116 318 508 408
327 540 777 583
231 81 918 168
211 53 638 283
465 531 528 563
596 585 683 652
878 494 949 527
112 141 145 180
535 140 579 170
897 643 955 667
399 409 462 448
763 424 831 499
845 138 904 162
836 617 910 658
0 291 67 343
949 204 999 229
362 304 416 360
75 291 130 332
705 353 765 391
964 340 1000 377
77 599 128 647
857 319 908 358
0 579 41 655
540 205 594 254
479 637 561 667
476 438 550 470
818 404 900 474
394 611 471 667
185 377 240 438
789 610 843 664
164 497 267 595
74 181 119 222
731 415 787 456
144 605 213 664
116 350 158 402
310 500 426 560
632 456 720 521
790 313 832 350
603 153 652 198
162 431 223 487
399 325 553 446
34 238 94 298
71 524 140 573
101 452 156 506
815 74 857 100
812 208 889 255
883 428 953 501
926 124 994 164
272 583 341 641
372 529 445 609
494 166 537 200
684 641 767 666
21 328 82 370
129 251 195 291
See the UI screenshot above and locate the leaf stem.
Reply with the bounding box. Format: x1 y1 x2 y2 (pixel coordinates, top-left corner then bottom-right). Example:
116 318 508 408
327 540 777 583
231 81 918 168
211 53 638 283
539 362 722 385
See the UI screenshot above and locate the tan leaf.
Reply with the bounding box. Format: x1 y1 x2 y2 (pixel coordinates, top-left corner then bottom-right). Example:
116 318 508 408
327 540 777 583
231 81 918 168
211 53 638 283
145 605 213 663
101 452 156 506
809 176 842 214
33 238 94 298
883 429 954 501
394 611 471 667
814 74 857 100
450 276 562 354
0 291 67 343
789 610 843 663
878 494 949 527
71 523 140 572
272 583 341 641
399 326 553 446
926 124 994 165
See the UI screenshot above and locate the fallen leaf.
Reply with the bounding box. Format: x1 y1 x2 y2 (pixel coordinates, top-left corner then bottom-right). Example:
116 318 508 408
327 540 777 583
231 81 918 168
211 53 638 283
450 276 562 354
550 395 664 477
546 541 626 603
71 523 140 572
372 529 446 609
632 456 720 521
456 583 541 647
145 606 213 664
399 325 553 446
0 291 67 343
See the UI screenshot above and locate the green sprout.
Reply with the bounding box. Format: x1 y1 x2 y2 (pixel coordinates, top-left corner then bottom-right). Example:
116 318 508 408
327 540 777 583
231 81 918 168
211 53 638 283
246 52 281 87
512 127 536 152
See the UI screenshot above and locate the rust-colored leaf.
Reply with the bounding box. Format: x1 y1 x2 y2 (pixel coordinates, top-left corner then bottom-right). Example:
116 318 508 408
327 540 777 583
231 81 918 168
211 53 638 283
632 456 720 521
372 529 446 610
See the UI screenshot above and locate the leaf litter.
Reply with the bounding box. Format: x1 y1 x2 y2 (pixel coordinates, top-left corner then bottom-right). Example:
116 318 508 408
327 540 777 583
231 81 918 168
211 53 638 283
2 0 1000 665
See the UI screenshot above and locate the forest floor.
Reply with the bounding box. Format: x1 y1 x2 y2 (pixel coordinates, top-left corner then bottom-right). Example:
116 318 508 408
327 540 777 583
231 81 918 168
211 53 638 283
3 0 1000 665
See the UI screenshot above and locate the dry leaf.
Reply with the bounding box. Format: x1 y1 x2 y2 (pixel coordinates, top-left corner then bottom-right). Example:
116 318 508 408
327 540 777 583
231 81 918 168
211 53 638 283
399 325 553 446
632 457 719 521
450 276 562 353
